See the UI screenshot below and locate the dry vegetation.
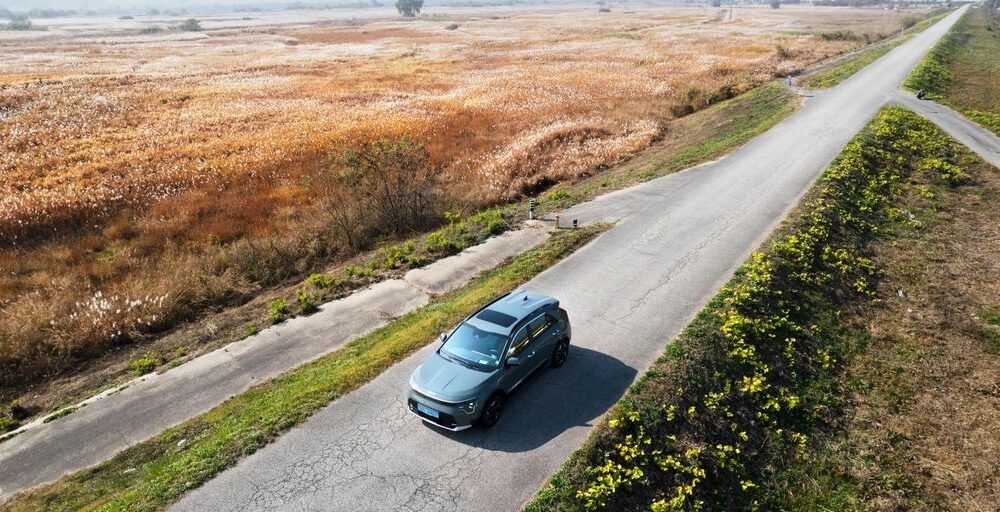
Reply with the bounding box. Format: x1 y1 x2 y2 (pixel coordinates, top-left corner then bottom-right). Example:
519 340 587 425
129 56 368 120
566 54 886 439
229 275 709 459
0 4 924 400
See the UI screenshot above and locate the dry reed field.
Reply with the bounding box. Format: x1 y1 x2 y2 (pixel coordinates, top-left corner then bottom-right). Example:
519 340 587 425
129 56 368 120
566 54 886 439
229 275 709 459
0 3 925 396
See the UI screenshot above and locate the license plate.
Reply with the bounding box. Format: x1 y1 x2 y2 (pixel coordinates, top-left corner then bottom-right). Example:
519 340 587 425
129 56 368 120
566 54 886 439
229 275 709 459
416 403 439 419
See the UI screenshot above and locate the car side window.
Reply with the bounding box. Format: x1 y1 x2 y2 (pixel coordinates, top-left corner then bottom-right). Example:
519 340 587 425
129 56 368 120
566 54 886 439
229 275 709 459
508 325 531 357
527 314 554 339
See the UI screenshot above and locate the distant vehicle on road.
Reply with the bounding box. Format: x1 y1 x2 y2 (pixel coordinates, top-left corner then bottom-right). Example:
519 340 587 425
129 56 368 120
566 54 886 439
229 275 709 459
407 290 571 431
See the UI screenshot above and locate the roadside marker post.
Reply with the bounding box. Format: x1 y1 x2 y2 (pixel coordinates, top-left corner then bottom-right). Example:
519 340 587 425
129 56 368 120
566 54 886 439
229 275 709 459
528 199 537 220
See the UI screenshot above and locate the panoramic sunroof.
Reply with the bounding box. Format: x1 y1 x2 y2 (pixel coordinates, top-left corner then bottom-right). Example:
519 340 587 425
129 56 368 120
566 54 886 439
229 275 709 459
476 309 518 328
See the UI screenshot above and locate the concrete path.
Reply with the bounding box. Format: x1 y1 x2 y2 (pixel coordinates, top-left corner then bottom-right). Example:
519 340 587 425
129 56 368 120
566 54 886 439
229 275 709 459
172 8 969 512
0 228 548 499
891 91 1000 168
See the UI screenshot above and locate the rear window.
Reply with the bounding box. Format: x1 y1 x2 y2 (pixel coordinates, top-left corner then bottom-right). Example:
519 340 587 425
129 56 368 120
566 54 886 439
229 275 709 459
475 309 518 328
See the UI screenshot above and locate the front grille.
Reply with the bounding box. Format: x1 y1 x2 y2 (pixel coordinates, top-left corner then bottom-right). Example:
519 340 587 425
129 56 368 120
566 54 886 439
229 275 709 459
412 389 460 407
408 399 458 429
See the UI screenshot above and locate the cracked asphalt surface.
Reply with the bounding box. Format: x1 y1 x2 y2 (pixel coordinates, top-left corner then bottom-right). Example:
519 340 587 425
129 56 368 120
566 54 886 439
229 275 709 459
172 8 968 512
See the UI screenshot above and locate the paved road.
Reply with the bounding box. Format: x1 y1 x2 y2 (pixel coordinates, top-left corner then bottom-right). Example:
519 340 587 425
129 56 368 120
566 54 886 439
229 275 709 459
173 8 969 512
891 91 1000 169
0 228 547 499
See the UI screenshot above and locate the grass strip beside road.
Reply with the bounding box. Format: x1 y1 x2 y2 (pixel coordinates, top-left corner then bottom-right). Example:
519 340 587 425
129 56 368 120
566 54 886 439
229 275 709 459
799 10 950 90
904 8 1000 137
3 225 606 512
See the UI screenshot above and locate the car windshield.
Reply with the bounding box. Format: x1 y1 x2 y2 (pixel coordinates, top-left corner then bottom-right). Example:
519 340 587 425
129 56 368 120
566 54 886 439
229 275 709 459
441 323 508 370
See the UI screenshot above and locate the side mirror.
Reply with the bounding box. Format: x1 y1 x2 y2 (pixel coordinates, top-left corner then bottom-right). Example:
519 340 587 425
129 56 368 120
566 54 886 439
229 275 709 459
506 357 521 367
439 332 447 343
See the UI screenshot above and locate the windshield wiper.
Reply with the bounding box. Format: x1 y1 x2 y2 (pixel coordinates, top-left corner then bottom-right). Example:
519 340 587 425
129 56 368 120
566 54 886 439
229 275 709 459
440 350 485 371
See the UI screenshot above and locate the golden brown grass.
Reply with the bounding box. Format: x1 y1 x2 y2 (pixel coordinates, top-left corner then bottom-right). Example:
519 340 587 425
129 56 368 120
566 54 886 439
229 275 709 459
0 5 927 394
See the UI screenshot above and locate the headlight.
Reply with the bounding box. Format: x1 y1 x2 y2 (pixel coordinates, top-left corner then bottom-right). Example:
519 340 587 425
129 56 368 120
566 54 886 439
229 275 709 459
458 400 476 414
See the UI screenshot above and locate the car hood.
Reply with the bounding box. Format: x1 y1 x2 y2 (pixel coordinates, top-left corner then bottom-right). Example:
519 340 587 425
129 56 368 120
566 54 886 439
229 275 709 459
411 352 495 402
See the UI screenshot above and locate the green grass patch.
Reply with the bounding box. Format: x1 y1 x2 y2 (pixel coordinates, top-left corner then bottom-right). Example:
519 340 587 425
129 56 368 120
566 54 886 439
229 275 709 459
981 305 1000 326
3 225 606 512
42 407 78 424
129 354 159 376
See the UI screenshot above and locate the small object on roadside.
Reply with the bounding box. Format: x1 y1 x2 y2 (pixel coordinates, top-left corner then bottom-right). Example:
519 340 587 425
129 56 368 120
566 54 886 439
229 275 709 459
528 198 537 220
572 218 578 229
916 89 926 99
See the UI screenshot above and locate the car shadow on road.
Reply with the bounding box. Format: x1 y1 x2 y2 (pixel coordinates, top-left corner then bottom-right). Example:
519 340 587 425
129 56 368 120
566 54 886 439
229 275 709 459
425 345 637 453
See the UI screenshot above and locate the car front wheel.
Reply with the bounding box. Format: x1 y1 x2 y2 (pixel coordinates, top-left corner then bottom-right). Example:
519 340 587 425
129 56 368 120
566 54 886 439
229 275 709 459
478 394 504 428
550 339 570 368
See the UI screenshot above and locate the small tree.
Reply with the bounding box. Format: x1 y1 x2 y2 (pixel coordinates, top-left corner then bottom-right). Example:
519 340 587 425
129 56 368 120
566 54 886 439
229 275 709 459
314 137 441 250
395 0 423 17
6 14 33 30
178 18 201 31
770 0 780 8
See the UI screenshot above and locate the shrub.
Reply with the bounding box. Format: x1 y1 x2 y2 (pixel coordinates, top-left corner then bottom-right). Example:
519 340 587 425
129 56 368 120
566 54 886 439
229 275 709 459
381 242 415 269
343 265 376 278
445 23 459 30
817 29 864 42
770 0 780 9
306 273 338 290
2 14 35 31
244 322 259 336
268 298 289 323
424 231 461 254
901 14 921 30
0 415 18 433
178 18 201 31
405 253 427 269
130 354 159 375
10 399 28 420
296 289 318 314
313 137 441 251
546 189 571 201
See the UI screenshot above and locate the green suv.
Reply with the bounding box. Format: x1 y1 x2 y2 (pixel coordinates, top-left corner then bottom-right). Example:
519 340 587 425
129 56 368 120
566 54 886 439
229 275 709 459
407 290 571 431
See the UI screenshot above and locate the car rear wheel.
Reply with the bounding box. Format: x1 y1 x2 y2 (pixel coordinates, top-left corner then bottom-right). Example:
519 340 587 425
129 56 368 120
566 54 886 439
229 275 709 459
478 394 504 428
550 338 570 368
